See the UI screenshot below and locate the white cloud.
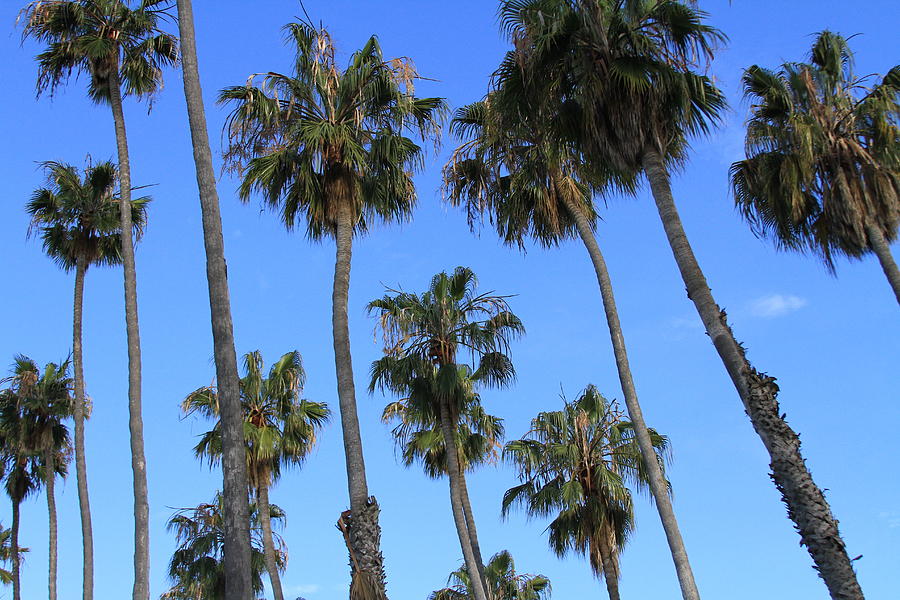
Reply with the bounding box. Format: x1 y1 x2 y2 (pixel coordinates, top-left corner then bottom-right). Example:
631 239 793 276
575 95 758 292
749 294 808 318
289 584 321 595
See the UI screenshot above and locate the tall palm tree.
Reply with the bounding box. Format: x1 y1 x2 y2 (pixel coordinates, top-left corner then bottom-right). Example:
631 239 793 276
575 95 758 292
161 493 286 600
430 550 551 600
445 93 699 598
183 350 329 600
368 267 523 600
503 386 667 600
173 1 252 595
218 21 445 598
22 3 177 597
0 523 28 587
732 31 900 303
494 3 863 597
25 157 147 600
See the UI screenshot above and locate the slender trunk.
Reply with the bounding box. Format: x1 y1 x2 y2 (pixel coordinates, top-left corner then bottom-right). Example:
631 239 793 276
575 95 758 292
438 400 488 600
107 70 150 600
865 223 900 305
332 204 387 599
11 499 20 600
560 192 700 600
457 470 487 586
257 481 284 600
45 448 58 600
175 3 253 597
644 149 864 600
595 534 621 600
72 257 93 600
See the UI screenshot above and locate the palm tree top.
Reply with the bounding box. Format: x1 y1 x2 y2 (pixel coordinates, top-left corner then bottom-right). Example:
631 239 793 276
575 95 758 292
431 549 551 600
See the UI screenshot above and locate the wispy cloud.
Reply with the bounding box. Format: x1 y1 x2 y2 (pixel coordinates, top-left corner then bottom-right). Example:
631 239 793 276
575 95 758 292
749 294 808 318
878 511 900 529
289 583 321 595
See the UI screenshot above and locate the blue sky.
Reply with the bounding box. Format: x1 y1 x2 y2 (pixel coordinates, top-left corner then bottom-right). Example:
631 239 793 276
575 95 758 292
1 1 898 599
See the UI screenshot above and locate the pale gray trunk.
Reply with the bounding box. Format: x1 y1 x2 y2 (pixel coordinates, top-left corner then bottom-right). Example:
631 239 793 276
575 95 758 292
257 481 284 600
333 205 387 599
72 257 94 600
175 3 253 597
596 534 621 600
560 192 700 600
107 70 150 600
865 223 900 305
45 448 58 600
11 499 20 600
644 149 864 600
457 470 487 587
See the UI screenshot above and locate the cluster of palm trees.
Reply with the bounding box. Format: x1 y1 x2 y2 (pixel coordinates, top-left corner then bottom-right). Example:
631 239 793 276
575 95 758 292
5 0 895 599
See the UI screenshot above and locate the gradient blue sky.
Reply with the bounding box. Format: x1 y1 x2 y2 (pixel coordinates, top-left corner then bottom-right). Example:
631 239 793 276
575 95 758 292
1 1 898 599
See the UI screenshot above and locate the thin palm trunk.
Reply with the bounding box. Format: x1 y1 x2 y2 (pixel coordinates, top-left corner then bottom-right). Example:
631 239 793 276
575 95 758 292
45 448 58 600
256 481 284 600
333 204 387 598
71 256 94 600
11 499 20 600
865 223 900 305
175 3 253 597
595 534 621 600
457 470 487 586
560 192 700 600
107 70 150 600
643 149 864 600
437 400 488 600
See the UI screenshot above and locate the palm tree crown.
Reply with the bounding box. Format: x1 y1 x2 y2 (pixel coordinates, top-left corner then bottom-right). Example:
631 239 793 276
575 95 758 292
431 550 551 600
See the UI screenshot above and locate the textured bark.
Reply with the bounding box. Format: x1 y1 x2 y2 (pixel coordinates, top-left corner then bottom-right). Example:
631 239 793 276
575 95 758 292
438 400 488 600
644 149 864 600
71 256 94 600
457 469 487 587
107 70 150 600
45 448 58 600
865 223 900 305
175 3 253 598
595 534 621 600
257 482 284 600
339 500 387 600
11 499 20 600
561 192 700 600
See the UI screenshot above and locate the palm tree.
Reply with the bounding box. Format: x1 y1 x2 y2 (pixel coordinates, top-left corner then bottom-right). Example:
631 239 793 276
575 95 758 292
494 3 863 597
445 92 699 598
22 4 177 597
25 157 147 599
503 386 667 600
732 31 900 303
173 1 252 595
0 524 28 587
218 21 445 598
368 267 523 600
183 350 329 600
431 550 551 600
161 493 286 600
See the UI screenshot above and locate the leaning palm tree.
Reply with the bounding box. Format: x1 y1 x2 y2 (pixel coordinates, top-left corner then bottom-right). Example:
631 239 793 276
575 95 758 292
218 21 445 598
22 3 176 597
494 3 863 597
503 386 667 600
732 31 900 303
161 493 286 600
182 350 329 600
25 157 147 600
431 550 551 600
368 267 523 600
173 1 252 594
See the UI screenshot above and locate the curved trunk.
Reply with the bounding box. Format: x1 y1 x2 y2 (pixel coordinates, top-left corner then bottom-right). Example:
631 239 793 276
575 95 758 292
175 2 253 597
45 448 58 600
11 499 20 600
107 70 150 600
256 481 285 600
595 533 621 600
865 223 900 305
560 193 700 600
332 204 387 599
438 400 489 600
72 256 94 600
457 470 487 588
643 149 864 600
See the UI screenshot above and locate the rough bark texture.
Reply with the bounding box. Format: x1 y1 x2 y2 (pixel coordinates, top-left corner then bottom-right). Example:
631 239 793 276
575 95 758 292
257 482 284 600
596 534 621 600
11 500 20 600
644 149 864 600
339 500 387 600
865 223 900 305
72 257 94 600
438 400 488 600
175 3 253 597
45 448 58 600
561 193 701 600
107 70 150 600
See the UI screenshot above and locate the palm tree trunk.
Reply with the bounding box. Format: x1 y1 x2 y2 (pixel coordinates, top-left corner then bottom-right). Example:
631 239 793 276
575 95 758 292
45 448 58 600
560 193 700 600
107 70 150 600
865 223 900 305
643 149 864 600
457 471 487 586
175 3 253 598
256 482 285 600
595 534 621 600
437 400 489 600
333 204 387 599
72 256 94 600
11 499 20 600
